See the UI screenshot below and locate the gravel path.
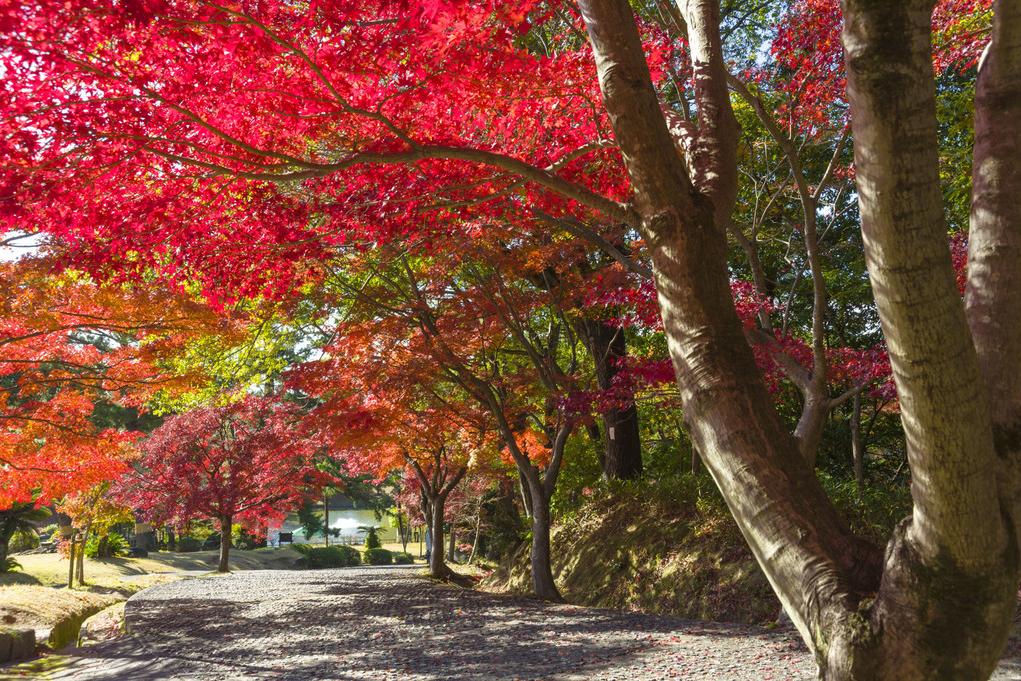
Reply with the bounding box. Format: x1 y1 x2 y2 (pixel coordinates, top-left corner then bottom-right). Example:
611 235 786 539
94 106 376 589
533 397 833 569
41 566 1021 680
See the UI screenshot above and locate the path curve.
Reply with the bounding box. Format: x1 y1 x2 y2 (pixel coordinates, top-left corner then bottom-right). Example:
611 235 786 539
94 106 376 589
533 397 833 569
46 566 1021 680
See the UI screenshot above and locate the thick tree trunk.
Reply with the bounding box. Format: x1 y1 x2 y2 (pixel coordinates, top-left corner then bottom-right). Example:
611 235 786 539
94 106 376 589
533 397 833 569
218 515 232 573
578 319 643 479
579 0 881 658
966 0 1021 536
793 393 829 467
830 1 1019 676
0 524 14 566
428 496 450 578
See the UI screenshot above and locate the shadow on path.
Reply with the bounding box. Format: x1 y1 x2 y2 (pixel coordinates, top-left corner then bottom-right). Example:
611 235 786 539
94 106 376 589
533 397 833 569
30 566 1020 681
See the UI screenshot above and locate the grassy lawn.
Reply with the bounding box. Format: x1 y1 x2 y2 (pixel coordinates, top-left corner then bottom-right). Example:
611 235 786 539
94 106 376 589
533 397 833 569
2 545 307 590
0 545 309 663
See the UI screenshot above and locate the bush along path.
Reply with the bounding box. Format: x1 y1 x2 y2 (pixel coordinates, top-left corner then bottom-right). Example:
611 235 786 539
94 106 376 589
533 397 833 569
32 566 1021 680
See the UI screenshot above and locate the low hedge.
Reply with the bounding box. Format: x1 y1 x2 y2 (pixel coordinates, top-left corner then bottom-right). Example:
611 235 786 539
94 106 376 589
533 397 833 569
362 548 393 565
294 544 361 568
392 552 415 565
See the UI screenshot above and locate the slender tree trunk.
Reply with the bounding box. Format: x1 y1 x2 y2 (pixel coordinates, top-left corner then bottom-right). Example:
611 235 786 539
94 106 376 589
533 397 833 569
396 502 408 554
67 535 76 588
468 503 482 565
218 514 232 573
74 521 92 586
323 492 330 547
446 525 456 563
75 532 86 586
579 319 643 479
428 495 449 578
851 392 864 494
518 470 533 519
523 468 561 602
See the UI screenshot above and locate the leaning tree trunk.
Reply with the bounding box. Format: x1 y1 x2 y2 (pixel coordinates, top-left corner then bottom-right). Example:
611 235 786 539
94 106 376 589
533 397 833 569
218 514 232 573
578 319 643 479
576 0 1020 676
579 0 881 658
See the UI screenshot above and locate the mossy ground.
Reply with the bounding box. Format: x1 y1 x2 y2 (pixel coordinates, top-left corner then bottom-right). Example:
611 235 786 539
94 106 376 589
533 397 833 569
483 480 780 623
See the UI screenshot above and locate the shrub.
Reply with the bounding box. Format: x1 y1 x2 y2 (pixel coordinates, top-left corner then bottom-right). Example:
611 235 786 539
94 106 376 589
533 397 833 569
8 529 39 554
392 552 414 565
297 545 361 569
231 525 264 550
85 532 130 558
360 526 382 550
176 536 202 552
363 547 393 565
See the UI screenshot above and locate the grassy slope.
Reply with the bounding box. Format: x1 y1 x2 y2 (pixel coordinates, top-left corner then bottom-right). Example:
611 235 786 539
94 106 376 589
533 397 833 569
483 483 780 624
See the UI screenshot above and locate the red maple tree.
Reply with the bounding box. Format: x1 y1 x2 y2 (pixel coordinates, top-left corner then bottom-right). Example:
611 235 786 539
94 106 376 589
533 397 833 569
116 396 330 571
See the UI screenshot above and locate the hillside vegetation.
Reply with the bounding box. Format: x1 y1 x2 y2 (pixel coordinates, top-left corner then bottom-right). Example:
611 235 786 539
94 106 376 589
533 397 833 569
484 478 779 623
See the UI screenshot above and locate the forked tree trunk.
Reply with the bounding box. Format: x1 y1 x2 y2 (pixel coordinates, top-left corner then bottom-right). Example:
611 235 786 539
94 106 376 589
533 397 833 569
218 514 232 573
578 0 1021 677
